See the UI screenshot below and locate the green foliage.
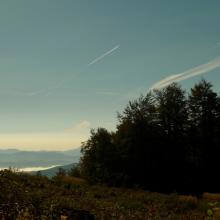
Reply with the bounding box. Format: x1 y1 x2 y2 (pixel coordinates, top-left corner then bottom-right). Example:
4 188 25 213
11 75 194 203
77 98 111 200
68 164 81 177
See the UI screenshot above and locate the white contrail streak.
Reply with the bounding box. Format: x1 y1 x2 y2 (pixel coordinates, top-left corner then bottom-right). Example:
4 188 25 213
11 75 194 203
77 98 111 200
44 45 120 93
150 57 220 90
49 45 120 92
88 45 120 66
13 45 120 97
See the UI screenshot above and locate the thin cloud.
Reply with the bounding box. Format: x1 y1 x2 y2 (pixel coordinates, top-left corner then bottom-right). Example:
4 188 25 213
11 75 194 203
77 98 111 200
12 88 47 96
150 57 220 90
150 74 183 91
64 120 91 133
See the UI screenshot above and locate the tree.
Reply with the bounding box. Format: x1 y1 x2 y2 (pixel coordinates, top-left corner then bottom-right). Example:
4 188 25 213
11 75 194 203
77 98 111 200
153 83 189 192
68 165 81 177
115 93 161 188
80 128 118 184
56 168 66 177
79 80 220 194
188 80 220 192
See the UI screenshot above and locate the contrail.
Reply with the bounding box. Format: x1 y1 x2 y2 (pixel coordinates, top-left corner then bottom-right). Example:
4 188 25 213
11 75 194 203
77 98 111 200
26 45 120 96
150 57 220 90
52 45 120 92
10 45 120 97
88 45 120 66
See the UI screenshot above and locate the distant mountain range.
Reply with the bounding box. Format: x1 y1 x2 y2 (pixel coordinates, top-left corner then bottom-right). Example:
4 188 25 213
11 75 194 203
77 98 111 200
0 148 81 169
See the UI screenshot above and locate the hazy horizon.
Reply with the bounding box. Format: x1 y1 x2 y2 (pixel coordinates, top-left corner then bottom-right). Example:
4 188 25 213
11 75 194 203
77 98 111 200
0 145 80 152
0 133 84 151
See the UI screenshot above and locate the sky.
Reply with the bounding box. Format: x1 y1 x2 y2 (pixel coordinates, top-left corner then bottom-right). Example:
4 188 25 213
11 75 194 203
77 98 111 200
0 0 220 150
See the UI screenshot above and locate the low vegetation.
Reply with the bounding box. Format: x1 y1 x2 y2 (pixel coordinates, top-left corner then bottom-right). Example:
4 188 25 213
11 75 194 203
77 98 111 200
1 169 220 219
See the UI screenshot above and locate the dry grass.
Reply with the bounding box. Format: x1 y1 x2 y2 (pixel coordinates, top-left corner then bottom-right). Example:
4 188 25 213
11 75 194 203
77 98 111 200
179 195 198 204
203 193 220 201
1 170 220 219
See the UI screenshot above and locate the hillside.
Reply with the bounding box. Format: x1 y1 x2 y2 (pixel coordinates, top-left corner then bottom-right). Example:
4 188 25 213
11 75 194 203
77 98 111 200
0 170 220 219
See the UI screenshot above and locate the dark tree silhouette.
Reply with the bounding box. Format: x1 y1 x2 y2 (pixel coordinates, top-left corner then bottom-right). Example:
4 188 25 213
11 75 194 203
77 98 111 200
79 80 220 194
80 128 118 184
187 80 220 192
154 83 188 192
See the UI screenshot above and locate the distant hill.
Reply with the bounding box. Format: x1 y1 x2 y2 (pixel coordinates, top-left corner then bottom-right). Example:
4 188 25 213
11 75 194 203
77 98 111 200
0 149 20 154
32 163 77 178
61 148 81 157
0 148 81 169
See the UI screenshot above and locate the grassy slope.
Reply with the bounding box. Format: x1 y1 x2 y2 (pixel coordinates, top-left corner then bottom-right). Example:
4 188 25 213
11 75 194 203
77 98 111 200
0 170 220 220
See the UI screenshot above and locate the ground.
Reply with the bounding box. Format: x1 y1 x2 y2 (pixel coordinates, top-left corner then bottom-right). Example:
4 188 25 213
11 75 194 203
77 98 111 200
0 170 220 219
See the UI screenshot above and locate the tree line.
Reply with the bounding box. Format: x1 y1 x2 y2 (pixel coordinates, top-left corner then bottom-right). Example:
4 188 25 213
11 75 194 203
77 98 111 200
78 80 220 194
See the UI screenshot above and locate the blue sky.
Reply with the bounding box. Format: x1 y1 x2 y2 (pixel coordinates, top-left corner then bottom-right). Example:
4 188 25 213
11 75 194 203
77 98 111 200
0 0 220 150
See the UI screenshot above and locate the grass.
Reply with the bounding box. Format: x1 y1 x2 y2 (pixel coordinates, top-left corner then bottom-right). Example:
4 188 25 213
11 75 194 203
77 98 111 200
1 170 220 219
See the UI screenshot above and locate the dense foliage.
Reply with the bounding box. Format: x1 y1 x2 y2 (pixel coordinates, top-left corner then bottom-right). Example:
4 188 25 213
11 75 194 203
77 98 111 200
80 80 220 194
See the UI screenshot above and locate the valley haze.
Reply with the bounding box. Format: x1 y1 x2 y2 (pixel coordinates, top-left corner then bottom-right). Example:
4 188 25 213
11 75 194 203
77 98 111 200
0 148 81 170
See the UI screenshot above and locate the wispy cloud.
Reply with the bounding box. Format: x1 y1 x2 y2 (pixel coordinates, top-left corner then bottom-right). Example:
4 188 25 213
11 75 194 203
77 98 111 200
150 57 220 90
64 120 91 133
12 88 47 96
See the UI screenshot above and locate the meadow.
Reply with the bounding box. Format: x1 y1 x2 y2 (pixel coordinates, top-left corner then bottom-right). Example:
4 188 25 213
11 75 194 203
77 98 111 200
1 170 220 220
